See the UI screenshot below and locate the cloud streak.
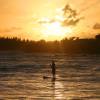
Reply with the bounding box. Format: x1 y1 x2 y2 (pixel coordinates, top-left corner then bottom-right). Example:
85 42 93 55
0 27 22 33
93 23 100 30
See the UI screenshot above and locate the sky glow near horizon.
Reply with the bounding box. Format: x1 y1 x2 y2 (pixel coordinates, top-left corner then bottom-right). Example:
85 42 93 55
0 0 100 41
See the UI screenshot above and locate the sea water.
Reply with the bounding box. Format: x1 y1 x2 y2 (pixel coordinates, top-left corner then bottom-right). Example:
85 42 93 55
0 51 100 100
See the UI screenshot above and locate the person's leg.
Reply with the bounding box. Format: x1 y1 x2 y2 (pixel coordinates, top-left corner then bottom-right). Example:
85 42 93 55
53 69 55 78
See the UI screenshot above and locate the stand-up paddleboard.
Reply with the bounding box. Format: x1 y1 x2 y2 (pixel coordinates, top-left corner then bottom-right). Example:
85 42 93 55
43 76 56 81
43 76 52 79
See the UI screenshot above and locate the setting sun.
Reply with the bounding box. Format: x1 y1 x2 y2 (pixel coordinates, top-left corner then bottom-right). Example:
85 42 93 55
41 21 72 40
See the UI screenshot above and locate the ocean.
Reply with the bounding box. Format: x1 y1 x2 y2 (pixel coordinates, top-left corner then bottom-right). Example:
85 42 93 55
0 51 100 100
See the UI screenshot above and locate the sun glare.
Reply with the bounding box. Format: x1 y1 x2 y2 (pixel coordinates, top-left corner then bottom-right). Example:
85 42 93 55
41 21 72 40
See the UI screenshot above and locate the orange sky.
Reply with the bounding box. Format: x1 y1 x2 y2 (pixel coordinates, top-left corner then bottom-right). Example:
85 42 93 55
0 0 100 40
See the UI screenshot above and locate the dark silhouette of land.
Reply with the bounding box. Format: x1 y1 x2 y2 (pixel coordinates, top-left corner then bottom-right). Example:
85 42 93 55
0 34 100 54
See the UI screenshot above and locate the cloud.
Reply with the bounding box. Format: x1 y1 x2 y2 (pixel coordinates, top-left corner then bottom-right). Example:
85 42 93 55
62 18 81 26
37 18 55 24
93 23 100 29
37 4 81 27
62 4 82 26
63 4 77 18
0 27 22 33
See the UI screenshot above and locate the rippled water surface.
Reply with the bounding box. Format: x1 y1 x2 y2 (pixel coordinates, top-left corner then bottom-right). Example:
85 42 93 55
0 51 100 100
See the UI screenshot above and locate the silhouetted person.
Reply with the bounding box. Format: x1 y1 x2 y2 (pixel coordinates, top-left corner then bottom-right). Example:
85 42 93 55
50 60 56 80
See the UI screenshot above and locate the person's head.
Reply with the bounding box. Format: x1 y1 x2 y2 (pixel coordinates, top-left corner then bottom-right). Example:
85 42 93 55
52 60 55 64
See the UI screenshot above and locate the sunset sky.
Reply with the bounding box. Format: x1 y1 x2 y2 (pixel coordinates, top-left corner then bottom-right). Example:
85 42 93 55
0 0 100 41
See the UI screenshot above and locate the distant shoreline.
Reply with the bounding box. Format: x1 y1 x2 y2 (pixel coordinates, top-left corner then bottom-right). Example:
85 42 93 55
0 34 100 54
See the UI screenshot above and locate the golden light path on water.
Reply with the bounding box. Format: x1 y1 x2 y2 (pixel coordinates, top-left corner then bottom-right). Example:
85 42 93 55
52 80 65 100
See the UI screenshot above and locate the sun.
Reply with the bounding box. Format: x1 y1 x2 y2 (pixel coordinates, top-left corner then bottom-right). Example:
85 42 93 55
41 21 72 40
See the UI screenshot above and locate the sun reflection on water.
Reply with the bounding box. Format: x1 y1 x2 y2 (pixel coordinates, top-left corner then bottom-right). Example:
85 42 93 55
51 80 65 100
